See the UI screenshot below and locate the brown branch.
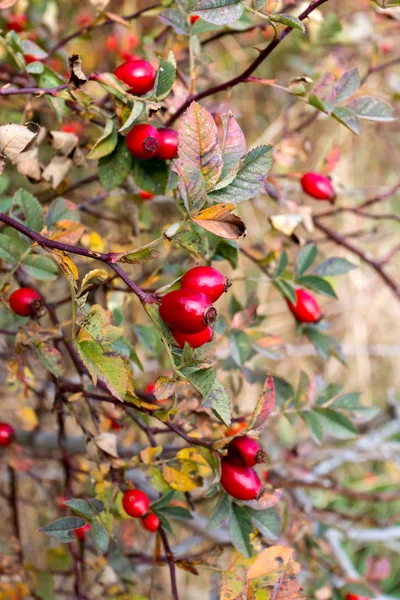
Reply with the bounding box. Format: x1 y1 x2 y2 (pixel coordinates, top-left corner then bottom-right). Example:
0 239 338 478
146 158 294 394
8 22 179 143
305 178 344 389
159 528 180 600
313 216 400 300
166 0 330 125
0 83 68 97
8 466 23 563
361 54 400 85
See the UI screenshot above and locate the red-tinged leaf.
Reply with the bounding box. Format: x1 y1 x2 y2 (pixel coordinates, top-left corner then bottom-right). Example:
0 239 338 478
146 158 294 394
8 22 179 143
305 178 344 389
270 561 303 600
247 488 284 511
247 374 275 432
219 111 247 180
193 203 246 240
366 556 391 581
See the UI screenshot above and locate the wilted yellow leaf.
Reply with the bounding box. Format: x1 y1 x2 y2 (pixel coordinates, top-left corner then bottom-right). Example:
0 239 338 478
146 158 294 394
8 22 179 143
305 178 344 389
248 546 299 580
16 407 38 431
140 446 162 465
162 464 198 492
177 447 212 478
193 203 246 240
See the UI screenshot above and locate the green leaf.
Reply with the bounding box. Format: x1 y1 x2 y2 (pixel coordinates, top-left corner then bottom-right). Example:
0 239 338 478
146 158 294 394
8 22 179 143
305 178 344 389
295 244 317 279
35 343 64 377
209 145 273 204
40 517 86 543
315 382 343 406
204 379 232 426
313 257 356 276
332 106 360 135
346 96 395 122
331 393 379 420
300 411 324 445
315 408 357 439
172 229 205 257
176 101 223 191
160 506 193 520
21 254 58 281
133 158 168 195
269 13 305 33
0 233 22 263
134 324 163 354
98 137 133 191
118 101 145 134
245 507 280 540
274 251 288 278
308 93 329 114
45 197 80 228
273 279 296 304
91 519 109 556
229 330 251 367
116 241 161 264
87 120 118 160
193 0 243 25
181 366 216 397
151 490 175 511
154 53 176 101
206 493 232 532
327 68 360 105
64 499 95 520
230 503 253 558
13 188 44 233
219 111 247 181
304 327 339 360
77 339 128 401
213 240 238 269
297 275 337 298
159 9 190 35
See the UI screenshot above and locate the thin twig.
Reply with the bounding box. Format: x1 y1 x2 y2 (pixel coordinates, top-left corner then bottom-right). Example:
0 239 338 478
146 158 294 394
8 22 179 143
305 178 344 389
159 527 180 600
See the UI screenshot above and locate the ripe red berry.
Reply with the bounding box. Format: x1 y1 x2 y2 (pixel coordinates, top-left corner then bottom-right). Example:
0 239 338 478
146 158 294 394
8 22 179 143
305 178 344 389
345 595 370 600
125 124 161 160
57 496 67 509
172 326 213 349
0 422 15 447
145 382 155 395
139 190 155 200
157 128 178 160
181 266 230 303
76 11 92 28
301 172 336 201
75 522 90 540
220 458 262 501
122 489 150 518
9 288 44 318
159 289 217 334
114 60 156 96
105 34 120 52
61 122 84 138
7 14 27 32
141 512 160 532
190 15 200 24
287 289 322 323
110 419 123 430
227 435 265 468
24 54 42 64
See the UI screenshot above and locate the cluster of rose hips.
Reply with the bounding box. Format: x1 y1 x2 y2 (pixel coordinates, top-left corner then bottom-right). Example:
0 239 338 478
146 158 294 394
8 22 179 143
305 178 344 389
122 489 159 532
159 266 230 349
220 435 265 500
113 59 178 161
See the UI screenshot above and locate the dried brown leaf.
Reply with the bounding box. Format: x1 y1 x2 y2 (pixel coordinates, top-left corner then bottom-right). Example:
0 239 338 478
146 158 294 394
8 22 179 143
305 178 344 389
193 203 246 239
68 53 88 89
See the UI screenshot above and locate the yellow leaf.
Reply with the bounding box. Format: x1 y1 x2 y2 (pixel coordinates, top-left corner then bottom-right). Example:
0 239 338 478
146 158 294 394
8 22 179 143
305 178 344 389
49 249 79 285
248 546 298 580
140 446 162 465
79 269 109 295
162 464 198 492
177 447 212 478
193 203 246 240
81 231 105 252
16 407 38 431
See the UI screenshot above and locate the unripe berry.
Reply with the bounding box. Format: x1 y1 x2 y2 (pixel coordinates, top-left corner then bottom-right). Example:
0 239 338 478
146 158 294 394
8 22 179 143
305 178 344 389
171 326 213 349
139 190 155 200
301 172 336 202
345 595 370 600
9 288 44 318
181 266 230 303
0 422 15 447
125 124 161 160
157 128 178 160
122 489 150 518
287 289 322 323
141 512 160 532
220 458 262 501
114 60 156 96
75 522 90 540
227 435 265 468
190 15 200 24
7 14 27 32
159 289 217 334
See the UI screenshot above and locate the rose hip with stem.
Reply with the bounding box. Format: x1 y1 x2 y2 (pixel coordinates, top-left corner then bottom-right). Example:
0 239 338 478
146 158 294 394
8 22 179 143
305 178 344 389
114 60 156 96
301 172 336 202
159 289 217 334
286 289 322 323
181 266 230 303
9 288 45 318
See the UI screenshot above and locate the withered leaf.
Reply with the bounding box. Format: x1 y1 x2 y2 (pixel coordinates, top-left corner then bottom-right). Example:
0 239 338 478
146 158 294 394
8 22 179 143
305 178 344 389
0 123 40 161
68 54 88 89
193 203 246 239
42 156 73 189
49 131 79 157
270 562 303 600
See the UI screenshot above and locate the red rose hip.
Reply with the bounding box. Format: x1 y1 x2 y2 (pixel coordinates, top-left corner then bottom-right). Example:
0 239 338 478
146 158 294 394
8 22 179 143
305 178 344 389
181 266 230 303
220 458 262 501
227 435 265 468
9 288 44 318
139 190 155 200
157 128 178 160
0 423 15 447
122 489 150 518
141 512 160 532
301 172 336 202
345 596 370 600
114 60 156 96
171 326 213 349
287 289 322 323
7 14 27 32
125 124 161 160
61 122 84 138
75 522 90 540
159 289 217 334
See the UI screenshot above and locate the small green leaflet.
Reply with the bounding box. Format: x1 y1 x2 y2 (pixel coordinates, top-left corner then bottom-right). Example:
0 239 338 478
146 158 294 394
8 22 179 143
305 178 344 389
295 244 317 279
192 0 244 25
40 517 86 543
98 137 133 191
230 503 253 557
87 120 118 160
269 13 305 33
154 52 176 100
13 188 44 233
